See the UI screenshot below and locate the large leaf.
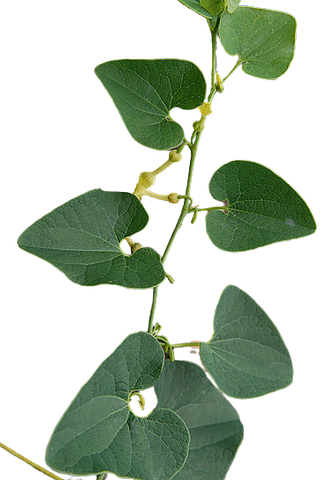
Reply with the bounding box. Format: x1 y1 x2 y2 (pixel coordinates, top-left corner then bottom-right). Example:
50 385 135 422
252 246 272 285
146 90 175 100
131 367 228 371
206 161 316 252
46 332 190 480
200 286 293 398
18 189 165 288
155 361 243 480
95 59 206 150
220 7 296 79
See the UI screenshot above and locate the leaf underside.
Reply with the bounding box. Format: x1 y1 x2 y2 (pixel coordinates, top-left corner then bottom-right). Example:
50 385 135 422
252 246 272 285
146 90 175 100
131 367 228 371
206 160 316 252
95 59 206 150
200 286 293 398
178 0 212 18
155 361 244 480
18 189 166 289
220 7 297 79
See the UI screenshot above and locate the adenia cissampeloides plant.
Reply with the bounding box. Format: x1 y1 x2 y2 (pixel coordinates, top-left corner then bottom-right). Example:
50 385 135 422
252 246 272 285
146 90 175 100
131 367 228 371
5 0 319 480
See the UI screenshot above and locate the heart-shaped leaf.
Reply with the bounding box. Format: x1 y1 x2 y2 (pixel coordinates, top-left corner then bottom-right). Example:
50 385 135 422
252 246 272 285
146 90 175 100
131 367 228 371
18 189 165 288
46 332 190 480
206 161 316 251
220 7 296 79
155 360 243 480
95 59 206 150
200 286 293 398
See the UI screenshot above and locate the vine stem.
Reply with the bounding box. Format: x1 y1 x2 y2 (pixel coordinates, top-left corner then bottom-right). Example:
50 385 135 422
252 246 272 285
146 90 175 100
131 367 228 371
208 22 220 102
0 440 64 480
147 22 219 334
148 133 202 334
0 441 109 480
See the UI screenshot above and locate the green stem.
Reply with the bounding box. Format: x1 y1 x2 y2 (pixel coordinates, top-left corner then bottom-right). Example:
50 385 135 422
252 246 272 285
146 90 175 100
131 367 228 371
208 20 220 102
0 440 63 480
147 22 219 334
172 342 201 348
192 205 227 213
222 58 244 83
96 474 108 480
148 132 202 333
177 139 189 153
148 287 158 333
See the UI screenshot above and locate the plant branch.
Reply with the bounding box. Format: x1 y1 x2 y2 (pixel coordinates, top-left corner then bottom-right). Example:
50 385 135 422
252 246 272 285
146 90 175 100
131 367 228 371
208 20 220 102
0 442 64 480
147 22 219 334
147 135 202 333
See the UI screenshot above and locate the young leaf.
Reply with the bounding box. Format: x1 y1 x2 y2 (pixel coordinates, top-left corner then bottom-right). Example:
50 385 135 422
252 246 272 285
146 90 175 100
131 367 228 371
155 361 243 480
206 160 316 252
95 59 206 150
175 0 220 18
200 286 293 399
180 0 225 18
227 0 240 14
46 332 190 480
220 7 296 79
18 189 165 288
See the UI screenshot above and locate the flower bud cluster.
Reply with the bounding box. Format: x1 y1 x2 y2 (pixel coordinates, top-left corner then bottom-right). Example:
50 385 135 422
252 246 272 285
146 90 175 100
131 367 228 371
132 150 184 206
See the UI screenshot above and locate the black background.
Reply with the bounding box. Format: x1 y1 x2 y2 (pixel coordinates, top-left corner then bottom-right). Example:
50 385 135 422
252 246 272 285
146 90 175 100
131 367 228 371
0 0 319 480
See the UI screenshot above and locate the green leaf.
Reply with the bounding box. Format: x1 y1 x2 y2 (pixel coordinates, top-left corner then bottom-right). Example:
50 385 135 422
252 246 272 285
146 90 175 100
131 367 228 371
155 361 243 480
227 0 240 14
179 0 226 18
219 7 296 79
206 160 316 252
18 189 165 288
46 332 190 480
201 0 226 16
200 286 293 399
95 59 206 150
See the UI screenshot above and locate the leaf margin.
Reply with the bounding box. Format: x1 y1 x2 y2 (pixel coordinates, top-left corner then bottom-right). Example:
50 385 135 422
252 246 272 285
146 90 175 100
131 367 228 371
219 2 300 83
202 157 320 255
155 359 244 480
199 282 296 402
91 55 209 154
14 185 166 292
42 328 185 480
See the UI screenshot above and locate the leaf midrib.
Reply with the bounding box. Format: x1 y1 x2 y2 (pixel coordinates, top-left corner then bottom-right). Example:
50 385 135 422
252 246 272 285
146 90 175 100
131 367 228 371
237 15 293 62
99 69 169 117
226 200 309 228
51 398 128 464
189 423 242 452
25 244 121 255
211 336 289 358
